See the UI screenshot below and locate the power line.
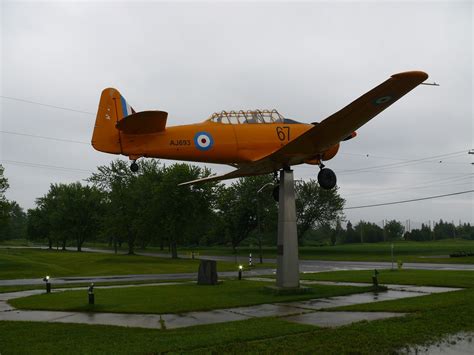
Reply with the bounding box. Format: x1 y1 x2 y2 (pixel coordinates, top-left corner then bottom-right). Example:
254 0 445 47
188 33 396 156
1 159 93 174
343 174 474 198
344 190 474 210
0 130 89 145
339 150 467 175
0 95 94 115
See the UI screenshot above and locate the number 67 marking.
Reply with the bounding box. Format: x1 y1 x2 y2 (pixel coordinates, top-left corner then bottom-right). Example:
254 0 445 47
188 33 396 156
276 126 290 141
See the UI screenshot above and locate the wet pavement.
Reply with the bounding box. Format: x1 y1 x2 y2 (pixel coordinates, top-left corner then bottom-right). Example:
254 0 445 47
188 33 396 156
285 311 406 327
0 280 461 330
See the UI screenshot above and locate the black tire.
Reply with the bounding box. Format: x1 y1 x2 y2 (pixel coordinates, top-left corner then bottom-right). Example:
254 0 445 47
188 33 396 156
272 185 280 202
317 168 337 190
130 162 139 173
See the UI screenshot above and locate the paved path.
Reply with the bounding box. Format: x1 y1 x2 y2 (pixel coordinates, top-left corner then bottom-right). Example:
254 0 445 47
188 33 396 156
0 279 461 329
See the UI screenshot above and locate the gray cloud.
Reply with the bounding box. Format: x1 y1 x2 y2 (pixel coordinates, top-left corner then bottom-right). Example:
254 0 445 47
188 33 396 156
1 1 472 224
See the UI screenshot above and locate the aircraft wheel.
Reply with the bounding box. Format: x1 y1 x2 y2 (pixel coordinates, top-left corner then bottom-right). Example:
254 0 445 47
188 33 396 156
130 161 139 173
272 185 280 202
317 168 337 190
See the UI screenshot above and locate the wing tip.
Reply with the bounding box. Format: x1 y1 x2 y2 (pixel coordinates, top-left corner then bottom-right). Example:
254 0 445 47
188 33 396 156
391 70 429 82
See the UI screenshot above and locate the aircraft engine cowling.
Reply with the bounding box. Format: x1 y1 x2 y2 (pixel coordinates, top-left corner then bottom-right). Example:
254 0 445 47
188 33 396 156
321 143 340 161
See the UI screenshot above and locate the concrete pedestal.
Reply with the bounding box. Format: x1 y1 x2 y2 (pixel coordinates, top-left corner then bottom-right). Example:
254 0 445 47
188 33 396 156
276 169 300 288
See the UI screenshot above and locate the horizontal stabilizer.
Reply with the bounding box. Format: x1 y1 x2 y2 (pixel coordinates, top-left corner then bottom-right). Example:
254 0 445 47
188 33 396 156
116 111 168 134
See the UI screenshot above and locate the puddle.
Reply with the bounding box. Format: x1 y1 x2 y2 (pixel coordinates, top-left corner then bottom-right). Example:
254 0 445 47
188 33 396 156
402 332 474 354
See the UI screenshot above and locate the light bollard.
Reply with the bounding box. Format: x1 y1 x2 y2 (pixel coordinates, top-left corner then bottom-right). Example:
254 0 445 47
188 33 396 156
372 269 379 287
238 265 243 280
43 276 51 293
88 283 95 305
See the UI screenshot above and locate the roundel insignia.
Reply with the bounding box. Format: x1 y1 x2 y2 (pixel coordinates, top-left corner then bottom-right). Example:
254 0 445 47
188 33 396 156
374 95 393 105
194 131 214 151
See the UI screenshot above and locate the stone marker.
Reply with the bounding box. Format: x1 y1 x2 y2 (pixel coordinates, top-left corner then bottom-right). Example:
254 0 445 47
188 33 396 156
197 260 218 285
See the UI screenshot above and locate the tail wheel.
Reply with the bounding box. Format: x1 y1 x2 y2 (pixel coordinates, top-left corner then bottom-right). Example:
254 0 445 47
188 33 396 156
130 161 139 173
318 168 337 190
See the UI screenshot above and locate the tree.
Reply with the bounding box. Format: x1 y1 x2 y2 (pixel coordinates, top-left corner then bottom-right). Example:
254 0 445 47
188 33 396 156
354 221 384 243
89 159 149 254
295 179 345 242
89 159 217 257
215 175 277 253
32 183 103 251
408 224 432 241
434 220 456 240
27 207 53 249
2 201 27 240
0 165 10 237
342 220 359 244
384 220 405 241
157 163 217 258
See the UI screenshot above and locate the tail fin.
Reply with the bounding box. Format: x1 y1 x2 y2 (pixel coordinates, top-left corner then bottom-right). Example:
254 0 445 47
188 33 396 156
91 88 135 154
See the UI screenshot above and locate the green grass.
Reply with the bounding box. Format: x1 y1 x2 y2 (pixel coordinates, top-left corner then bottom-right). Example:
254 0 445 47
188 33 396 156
0 248 253 280
3 269 474 353
0 239 34 246
0 279 192 294
10 280 372 314
201 296 474 354
0 318 315 355
106 239 474 263
300 269 474 288
3 289 474 354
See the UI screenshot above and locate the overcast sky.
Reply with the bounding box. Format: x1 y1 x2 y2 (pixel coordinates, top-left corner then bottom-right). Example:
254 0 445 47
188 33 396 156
1 0 472 227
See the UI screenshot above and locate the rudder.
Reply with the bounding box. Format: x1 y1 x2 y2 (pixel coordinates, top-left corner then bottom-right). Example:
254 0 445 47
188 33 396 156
91 88 135 154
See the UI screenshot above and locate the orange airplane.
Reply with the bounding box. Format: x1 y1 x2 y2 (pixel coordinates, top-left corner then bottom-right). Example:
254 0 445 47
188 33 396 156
92 70 429 189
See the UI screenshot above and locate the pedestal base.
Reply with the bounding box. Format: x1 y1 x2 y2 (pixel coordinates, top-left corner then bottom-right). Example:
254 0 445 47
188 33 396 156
276 169 300 289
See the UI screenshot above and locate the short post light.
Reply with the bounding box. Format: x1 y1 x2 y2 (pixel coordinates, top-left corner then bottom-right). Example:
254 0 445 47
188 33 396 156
43 276 51 293
238 265 243 280
88 283 95 305
372 269 379 287
248 253 253 267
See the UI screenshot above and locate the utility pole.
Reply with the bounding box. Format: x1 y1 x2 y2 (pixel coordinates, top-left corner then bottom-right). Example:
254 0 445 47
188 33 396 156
256 195 262 264
391 243 394 271
382 219 386 242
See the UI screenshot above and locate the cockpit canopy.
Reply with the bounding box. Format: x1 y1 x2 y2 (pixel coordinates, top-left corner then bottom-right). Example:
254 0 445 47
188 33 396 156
208 109 299 124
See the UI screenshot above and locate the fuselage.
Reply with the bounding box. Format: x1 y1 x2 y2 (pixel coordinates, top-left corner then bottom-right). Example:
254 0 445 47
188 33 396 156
121 120 317 165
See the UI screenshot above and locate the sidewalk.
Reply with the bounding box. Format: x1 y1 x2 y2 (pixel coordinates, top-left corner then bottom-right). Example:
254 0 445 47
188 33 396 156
0 279 461 330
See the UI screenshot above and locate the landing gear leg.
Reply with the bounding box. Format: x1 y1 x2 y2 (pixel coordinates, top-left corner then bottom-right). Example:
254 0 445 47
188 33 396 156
317 163 337 190
130 161 139 173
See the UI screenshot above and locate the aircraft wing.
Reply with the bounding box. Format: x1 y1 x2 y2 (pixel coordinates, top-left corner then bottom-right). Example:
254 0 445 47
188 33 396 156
180 70 428 186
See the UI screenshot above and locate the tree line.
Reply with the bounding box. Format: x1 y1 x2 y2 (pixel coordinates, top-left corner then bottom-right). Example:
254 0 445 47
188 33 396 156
0 162 473 255
14 159 344 256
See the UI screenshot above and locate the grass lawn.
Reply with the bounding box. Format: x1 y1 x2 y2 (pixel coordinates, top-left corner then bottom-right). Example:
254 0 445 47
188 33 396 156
0 248 260 280
0 279 193 294
2 269 474 353
300 269 474 288
0 318 315 354
9 280 373 314
99 239 474 263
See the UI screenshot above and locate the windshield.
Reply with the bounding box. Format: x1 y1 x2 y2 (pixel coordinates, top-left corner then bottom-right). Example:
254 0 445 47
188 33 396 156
208 110 285 124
